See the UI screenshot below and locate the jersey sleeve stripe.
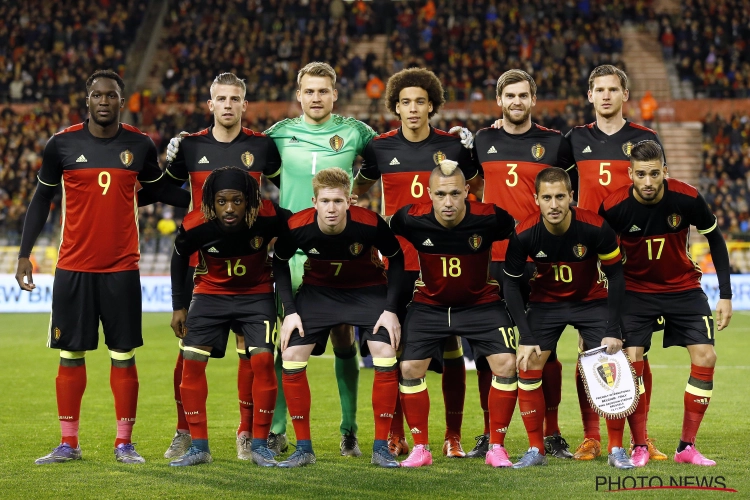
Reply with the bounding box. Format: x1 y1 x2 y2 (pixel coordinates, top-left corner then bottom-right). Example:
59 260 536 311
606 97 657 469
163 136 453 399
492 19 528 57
598 248 621 264
697 218 718 235
266 168 281 179
357 170 379 181
37 176 59 187
166 169 188 181
140 172 163 184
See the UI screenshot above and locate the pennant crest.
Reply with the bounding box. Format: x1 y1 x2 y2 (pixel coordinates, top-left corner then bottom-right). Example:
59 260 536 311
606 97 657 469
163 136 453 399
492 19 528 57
531 143 545 160
241 151 255 167
469 234 482 250
595 356 618 388
433 150 446 165
622 141 634 157
120 149 134 167
349 242 363 256
250 236 264 250
667 213 682 229
329 135 345 152
573 243 587 258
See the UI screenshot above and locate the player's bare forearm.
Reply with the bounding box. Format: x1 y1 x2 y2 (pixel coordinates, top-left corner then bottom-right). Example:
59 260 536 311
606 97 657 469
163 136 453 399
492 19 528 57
15 258 35 291
715 299 733 331
468 176 484 199
171 309 187 338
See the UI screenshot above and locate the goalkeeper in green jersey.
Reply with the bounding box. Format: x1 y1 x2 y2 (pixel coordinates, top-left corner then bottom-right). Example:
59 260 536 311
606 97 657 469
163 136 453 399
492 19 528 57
264 62 376 457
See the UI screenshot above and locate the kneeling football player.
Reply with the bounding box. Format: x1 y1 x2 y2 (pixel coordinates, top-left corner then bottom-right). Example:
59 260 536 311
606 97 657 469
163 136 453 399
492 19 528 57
169 167 291 467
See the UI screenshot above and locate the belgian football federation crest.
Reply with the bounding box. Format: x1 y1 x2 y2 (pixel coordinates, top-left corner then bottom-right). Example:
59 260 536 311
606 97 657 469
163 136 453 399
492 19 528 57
531 143 545 160
250 236 263 250
573 243 587 258
433 150 446 165
120 150 134 167
241 151 254 168
595 355 618 388
54 327 61 341
349 242 363 256
622 141 634 157
578 347 639 419
667 213 682 229
330 135 344 152
469 234 482 250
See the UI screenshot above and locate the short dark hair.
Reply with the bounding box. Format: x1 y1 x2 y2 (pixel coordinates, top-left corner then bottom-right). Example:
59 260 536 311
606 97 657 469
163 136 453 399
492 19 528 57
496 69 537 98
630 140 664 164
535 167 572 193
588 64 628 91
86 70 125 94
385 68 445 119
201 166 261 227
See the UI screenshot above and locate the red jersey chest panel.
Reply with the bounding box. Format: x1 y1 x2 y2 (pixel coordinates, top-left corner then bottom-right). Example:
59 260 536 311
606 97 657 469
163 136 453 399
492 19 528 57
45 125 160 272
600 180 712 294
508 209 618 303
474 125 572 261
391 201 515 306
568 121 660 212
279 206 400 289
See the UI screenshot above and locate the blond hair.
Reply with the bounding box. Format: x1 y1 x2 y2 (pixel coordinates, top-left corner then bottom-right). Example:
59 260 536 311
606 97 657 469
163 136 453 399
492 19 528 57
588 65 628 91
297 62 337 88
210 72 247 99
496 69 537 98
312 167 351 197
430 159 465 183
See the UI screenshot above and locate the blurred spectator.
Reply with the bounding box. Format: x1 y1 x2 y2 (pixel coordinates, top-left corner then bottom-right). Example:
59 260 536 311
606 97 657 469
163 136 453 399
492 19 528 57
366 74 385 115
639 90 658 128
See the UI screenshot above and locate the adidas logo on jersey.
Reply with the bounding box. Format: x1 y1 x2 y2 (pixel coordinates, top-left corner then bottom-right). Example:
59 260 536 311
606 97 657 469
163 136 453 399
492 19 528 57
309 248 320 254
582 146 592 153
198 156 209 164
487 145 497 154
289 136 299 143
422 239 434 247
535 250 547 258
76 155 87 162
389 157 400 165
207 247 219 253
629 225 641 232
410 427 422 434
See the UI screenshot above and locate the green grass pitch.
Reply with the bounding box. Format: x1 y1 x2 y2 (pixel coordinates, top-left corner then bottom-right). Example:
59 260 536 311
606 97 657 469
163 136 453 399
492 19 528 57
2 312 748 499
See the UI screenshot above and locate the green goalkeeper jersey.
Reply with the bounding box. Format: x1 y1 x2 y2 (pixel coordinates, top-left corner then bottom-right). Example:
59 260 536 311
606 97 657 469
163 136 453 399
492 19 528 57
265 114 376 212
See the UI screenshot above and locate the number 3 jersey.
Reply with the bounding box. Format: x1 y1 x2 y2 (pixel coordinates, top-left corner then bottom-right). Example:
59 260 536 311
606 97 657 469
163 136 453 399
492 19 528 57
174 199 292 295
504 208 621 303
599 179 715 294
273 205 401 288
474 124 574 261
358 126 481 271
37 121 163 272
389 201 515 307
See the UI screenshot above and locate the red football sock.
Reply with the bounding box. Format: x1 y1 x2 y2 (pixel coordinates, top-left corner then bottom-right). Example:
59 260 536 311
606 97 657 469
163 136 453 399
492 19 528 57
477 369 492 435
442 360 466 439
282 368 312 441
56 364 87 448
488 379 517 446
389 393 406 438
576 364 601 441
180 358 209 440
373 369 399 441
518 369 545 453
111 364 139 447
542 358 562 436
606 417 625 452
627 361 647 446
400 388 430 446
173 351 189 432
250 352 277 440
237 355 254 437
681 364 714 443
643 357 652 435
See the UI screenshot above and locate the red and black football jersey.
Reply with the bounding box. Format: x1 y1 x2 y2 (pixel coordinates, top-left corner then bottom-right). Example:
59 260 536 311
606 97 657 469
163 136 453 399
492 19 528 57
175 199 291 295
389 200 515 306
37 121 163 272
474 123 574 261
567 120 663 212
504 208 621 303
166 126 281 266
599 178 715 294
274 205 401 288
359 126 481 271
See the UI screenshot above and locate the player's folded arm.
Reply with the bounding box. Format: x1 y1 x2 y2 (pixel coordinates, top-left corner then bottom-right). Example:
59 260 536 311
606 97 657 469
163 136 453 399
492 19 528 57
701 218 733 299
137 174 190 208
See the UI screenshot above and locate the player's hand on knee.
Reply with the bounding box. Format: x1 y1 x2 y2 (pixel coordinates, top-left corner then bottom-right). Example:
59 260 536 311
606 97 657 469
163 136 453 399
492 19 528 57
601 336 623 355
374 311 401 349
715 298 733 331
280 313 303 351
491 118 503 129
15 257 35 291
166 131 188 163
171 309 188 338
448 126 475 149
516 344 541 372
